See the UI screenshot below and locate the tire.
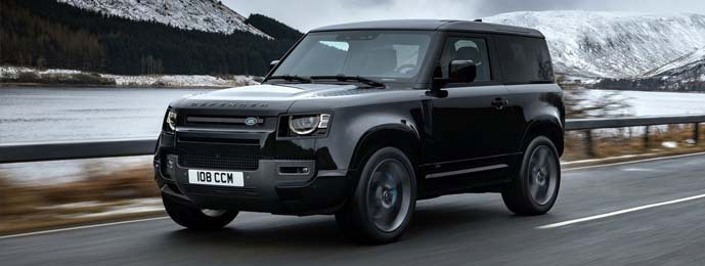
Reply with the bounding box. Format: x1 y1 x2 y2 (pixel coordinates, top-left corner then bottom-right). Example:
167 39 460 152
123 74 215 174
502 136 561 216
162 193 238 230
336 147 417 244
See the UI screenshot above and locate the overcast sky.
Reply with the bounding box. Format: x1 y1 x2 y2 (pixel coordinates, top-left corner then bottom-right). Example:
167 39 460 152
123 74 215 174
225 0 705 31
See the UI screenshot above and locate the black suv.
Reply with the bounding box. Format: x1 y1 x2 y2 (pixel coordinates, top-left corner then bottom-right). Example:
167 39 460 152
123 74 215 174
154 19 564 243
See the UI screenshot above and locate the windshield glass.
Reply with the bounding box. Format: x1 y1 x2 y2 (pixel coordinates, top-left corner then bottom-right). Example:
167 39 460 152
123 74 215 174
271 31 433 82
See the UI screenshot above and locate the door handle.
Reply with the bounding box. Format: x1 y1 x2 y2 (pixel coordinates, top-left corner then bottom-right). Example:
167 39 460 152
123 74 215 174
491 98 510 110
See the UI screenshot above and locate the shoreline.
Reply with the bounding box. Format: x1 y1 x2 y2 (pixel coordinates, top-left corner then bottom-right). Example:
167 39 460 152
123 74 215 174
1 65 261 88
0 82 229 89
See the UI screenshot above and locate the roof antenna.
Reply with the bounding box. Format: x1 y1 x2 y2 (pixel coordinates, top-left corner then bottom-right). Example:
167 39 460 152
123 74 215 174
473 19 483 22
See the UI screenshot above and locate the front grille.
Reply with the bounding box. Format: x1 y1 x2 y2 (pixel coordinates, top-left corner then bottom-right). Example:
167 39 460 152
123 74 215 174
178 115 275 130
178 154 259 171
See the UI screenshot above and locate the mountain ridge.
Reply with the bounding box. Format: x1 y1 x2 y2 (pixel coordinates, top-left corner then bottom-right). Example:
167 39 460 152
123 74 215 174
484 10 705 80
0 0 301 76
57 0 273 38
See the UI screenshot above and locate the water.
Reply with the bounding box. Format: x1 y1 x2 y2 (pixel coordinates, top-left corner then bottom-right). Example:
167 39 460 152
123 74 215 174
585 90 705 117
3 87 705 144
0 86 213 143
1 86 704 184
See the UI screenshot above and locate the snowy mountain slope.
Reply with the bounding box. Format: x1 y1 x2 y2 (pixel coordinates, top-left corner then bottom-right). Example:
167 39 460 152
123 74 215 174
642 48 705 78
484 11 705 79
57 0 272 38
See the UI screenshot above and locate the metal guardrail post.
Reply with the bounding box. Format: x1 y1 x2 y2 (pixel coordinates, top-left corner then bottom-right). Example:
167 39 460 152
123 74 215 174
644 126 650 149
584 130 596 158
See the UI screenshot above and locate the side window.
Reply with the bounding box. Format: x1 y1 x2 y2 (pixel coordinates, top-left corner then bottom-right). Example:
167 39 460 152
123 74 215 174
496 36 554 83
438 37 491 82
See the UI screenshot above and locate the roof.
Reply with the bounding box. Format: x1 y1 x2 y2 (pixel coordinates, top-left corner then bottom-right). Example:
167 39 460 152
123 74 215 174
310 19 544 38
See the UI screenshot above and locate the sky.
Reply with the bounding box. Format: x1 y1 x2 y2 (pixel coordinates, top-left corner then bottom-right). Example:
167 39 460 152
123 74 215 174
225 0 705 31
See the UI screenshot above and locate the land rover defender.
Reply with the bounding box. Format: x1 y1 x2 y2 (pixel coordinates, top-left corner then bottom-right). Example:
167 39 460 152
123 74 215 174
154 19 565 243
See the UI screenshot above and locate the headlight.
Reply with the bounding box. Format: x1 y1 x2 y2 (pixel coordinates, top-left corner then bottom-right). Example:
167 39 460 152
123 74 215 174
288 114 330 135
165 110 177 131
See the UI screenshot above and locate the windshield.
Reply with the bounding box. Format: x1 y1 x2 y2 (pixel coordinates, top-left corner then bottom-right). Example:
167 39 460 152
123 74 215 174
271 31 433 82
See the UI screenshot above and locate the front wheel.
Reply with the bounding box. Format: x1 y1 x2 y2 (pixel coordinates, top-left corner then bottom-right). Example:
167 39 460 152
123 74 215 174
162 193 238 230
336 147 417 244
502 136 561 216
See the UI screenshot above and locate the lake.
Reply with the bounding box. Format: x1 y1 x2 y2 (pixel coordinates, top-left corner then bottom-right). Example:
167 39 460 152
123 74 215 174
2 86 704 184
2 86 705 144
0 86 212 143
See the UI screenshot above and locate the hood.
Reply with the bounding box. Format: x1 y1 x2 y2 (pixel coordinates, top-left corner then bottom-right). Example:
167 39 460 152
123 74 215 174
170 83 381 116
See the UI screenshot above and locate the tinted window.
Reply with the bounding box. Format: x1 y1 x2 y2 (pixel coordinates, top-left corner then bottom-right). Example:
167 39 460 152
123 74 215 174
438 38 491 82
496 36 554 83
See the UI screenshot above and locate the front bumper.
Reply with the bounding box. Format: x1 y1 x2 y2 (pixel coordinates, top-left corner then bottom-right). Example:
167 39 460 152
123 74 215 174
155 156 352 215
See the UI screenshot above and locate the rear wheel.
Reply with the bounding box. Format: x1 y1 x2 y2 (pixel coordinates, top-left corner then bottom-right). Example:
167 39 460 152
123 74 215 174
162 193 238 230
336 147 417 244
502 136 560 216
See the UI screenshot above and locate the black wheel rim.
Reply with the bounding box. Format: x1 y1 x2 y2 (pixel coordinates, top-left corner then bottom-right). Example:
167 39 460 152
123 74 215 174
365 158 412 232
201 209 226 217
527 145 558 206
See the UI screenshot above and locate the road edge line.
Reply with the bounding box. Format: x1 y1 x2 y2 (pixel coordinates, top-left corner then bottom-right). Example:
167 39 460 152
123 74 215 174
563 151 705 172
537 193 705 229
0 217 168 240
3 152 704 240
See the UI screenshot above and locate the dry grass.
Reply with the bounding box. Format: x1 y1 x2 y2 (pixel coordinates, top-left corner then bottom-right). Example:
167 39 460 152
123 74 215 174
40 164 158 204
564 124 705 161
0 163 159 234
1 124 703 234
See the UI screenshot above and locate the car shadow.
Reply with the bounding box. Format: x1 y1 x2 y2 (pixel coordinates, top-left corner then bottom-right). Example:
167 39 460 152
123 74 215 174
163 196 515 249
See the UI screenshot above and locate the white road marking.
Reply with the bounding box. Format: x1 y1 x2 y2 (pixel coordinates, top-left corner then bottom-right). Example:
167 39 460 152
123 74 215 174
537 193 705 229
2 152 703 239
562 151 705 172
620 167 660 172
0 217 168 240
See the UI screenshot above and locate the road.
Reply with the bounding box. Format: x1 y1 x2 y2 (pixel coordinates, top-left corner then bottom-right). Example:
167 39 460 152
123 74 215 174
2 154 705 265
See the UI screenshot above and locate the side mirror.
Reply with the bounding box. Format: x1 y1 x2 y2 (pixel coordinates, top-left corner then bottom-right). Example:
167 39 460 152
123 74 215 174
448 59 476 83
428 60 476 97
269 60 281 72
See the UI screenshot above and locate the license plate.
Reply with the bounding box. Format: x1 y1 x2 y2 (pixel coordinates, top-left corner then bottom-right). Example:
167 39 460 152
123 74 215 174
188 170 244 187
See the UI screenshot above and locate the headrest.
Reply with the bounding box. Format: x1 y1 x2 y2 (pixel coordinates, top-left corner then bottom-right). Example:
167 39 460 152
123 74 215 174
454 46 480 61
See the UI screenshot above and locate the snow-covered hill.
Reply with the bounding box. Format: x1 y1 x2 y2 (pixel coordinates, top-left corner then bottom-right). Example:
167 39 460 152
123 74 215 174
643 48 705 79
57 0 272 38
484 11 705 79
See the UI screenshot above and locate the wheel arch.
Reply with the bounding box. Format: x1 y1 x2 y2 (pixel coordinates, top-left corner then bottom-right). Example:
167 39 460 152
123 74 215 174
522 118 564 156
349 125 422 173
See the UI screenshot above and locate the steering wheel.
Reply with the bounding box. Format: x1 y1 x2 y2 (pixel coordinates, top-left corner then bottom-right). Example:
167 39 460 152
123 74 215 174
394 64 417 75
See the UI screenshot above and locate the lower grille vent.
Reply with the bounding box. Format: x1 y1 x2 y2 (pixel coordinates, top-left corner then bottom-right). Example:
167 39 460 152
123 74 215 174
178 154 259 171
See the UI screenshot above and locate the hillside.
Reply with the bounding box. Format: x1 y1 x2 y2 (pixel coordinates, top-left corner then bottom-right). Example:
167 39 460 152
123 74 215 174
56 0 271 38
484 11 705 79
0 0 303 76
246 14 303 41
644 48 705 78
594 48 705 92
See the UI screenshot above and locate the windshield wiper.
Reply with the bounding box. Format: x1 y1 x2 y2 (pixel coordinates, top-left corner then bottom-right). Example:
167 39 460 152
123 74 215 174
267 75 313 83
310 75 385 88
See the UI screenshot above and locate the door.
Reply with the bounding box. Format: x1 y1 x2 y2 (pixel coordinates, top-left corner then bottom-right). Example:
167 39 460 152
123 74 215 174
427 36 515 178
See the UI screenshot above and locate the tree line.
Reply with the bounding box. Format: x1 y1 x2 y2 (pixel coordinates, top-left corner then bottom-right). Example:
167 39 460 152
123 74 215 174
0 0 303 76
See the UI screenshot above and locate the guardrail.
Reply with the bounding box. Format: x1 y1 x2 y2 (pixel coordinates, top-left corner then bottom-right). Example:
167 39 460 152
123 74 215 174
1 115 703 164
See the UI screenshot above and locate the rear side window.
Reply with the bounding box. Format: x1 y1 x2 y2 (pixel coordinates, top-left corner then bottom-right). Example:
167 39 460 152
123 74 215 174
496 36 554 83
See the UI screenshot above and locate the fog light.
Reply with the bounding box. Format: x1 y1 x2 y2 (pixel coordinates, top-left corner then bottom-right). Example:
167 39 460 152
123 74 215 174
279 166 310 175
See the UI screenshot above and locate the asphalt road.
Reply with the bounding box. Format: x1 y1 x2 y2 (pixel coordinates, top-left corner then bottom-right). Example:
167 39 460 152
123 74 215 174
2 154 705 266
